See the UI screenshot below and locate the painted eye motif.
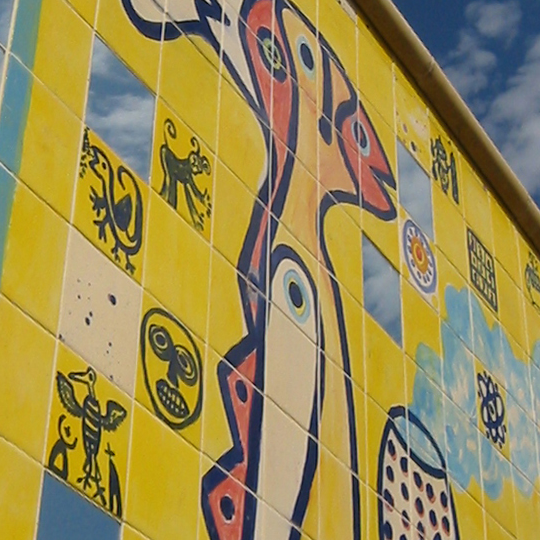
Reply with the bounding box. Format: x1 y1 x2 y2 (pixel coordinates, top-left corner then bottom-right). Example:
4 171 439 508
283 268 311 324
352 119 371 157
296 35 315 79
257 27 287 82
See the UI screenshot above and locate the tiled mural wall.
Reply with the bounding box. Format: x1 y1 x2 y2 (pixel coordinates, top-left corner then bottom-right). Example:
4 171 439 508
1 0 540 539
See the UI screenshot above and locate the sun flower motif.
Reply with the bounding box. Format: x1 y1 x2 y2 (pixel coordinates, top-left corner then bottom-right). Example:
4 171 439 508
477 370 507 449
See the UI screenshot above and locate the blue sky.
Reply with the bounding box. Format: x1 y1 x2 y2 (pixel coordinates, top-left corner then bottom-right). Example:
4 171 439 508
392 1 540 207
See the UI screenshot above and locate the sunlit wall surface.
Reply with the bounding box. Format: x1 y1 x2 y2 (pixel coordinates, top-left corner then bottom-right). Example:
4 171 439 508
0 0 539 539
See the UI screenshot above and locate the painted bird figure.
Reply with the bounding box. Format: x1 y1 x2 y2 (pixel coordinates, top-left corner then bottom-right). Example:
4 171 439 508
56 367 127 504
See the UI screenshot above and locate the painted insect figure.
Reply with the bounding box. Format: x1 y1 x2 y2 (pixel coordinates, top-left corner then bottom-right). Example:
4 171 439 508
56 367 127 506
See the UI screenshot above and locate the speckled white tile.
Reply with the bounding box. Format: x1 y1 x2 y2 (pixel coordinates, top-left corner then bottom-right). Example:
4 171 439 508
58 228 142 395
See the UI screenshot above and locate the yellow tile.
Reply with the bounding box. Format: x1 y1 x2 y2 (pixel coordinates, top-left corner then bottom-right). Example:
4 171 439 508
340 290 365 390
318 0 357 88
0 296 55 460
161 36 219 151
352 383 367 484
1 182 68 333
484 473 517 536
202 347 235 463
126 403 200 540
486 509 514 540
217 77 267 197
136 291 204 450
524 301 540 356
207 250 246 359
320 359 356 467
402 280 441 360
394 67 430 171
497 262 526 349
491 196 521 286
19 77 81 219
0 438 41 540
462 159 493 250
452 490 485 540
33 0 93 118
357 20 394 128
45 343 131 517
433 182 468 278
212 160 261 271
151 100 214 241
122 524 150 540
362 201 400 271
97 0 161 92
521 236 540 309
75 128 149 283
364 314 406 411
429 113 462 211
365 394 388 491
67 0 98 25
323 203 362 305
319 447 356 540
515 488 540 540
145 192 210 340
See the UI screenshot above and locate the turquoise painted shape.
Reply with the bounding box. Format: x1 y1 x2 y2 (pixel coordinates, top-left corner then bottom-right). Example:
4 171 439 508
0 165 15 284
11 0 43 70
0 56 32 174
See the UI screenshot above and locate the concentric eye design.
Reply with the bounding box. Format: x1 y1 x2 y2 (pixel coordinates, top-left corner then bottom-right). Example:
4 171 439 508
296 35 315 79
283 268 311 324
403 219 436 295
352 120 371 157
257 27 287 82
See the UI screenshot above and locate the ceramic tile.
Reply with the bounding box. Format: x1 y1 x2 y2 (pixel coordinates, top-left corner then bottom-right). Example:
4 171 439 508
136 291 204 449
514 479 540 540
122 525 149 540
1 182 68 334
96 0 162 92
33 0 93 118
144 191 211 340
74 127 149 283
212 160 263 272
150 99 214 241
400 208 439 310
86 38 155 182
37 472 120 540
45 343 131 519
0 165 15 281
429 113 461 210
491 196 521 287
402 280 441 362
58 229 142 396
462 159 493 251
521 238 540 317
0 296 55 460
160 35 219 152
497 261 527 349
364 313 406 411
451 490 485 540
19 76 82 219
67 0 98 25
485 512 513 540
432 179 468 279
357 19 394 129
207 250 249 359
524 300 540 357
126 403 201 540
0 438 41 540
319 445 358 540
394 67 430 171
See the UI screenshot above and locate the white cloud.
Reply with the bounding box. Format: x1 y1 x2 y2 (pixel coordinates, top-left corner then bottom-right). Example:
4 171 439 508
465 1 521 44
483 36 540 199
443 1 521 103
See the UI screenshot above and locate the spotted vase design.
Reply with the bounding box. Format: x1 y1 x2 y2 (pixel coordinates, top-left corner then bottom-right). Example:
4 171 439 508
378 406 460 540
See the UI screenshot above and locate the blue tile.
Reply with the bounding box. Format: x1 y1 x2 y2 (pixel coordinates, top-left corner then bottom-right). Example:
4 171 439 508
37 473 120 540
11 0 42 69
0 164 15 282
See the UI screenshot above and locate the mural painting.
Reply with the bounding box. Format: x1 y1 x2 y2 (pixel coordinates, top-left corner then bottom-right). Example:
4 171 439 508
0 0 538 539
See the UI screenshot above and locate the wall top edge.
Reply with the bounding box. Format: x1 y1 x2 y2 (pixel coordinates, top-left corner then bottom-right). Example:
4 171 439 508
353 0 540 253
